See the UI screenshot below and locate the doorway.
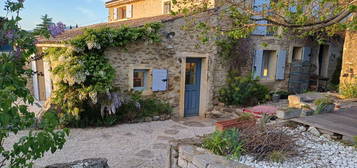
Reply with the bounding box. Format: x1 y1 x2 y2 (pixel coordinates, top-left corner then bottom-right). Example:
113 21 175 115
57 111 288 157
184 58 202 117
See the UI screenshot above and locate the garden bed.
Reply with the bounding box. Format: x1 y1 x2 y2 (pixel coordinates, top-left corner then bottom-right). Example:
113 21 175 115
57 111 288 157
192 123 357 168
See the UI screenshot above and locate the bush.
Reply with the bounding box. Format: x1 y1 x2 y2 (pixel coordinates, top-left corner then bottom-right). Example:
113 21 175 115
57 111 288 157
314 98 334 114
340 79 357 98
62 92 172 128
354 136 357 148
202 129 243 159
219 75 270 106
239 125 297 161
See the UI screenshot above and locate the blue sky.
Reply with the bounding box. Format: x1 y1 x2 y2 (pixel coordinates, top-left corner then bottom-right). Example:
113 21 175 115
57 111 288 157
1 0 110 30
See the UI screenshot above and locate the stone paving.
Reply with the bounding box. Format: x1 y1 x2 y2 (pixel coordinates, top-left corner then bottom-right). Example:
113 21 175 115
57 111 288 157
20 118 215 168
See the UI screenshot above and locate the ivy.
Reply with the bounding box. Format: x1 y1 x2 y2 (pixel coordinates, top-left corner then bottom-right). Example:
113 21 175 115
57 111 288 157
45 23 162 119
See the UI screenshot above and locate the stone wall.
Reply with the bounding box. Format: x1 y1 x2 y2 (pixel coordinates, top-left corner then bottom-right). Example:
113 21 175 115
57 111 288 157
174 145 251 168
105 13 228 117
230 35 344 92
340 31 357 91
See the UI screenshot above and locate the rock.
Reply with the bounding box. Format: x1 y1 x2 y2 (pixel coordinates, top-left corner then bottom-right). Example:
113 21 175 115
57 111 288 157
300 109 314 117
144 117 152 122
318 104 335 113
45 158 109 168
222 108 234 113
210 111 224 118
153 116 160 121
160 115 166 121
308 127 320 136
276 108 301 119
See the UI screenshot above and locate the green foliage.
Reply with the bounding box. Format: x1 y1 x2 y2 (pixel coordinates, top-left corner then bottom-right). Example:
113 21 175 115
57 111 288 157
219 75 270 106
62 92 172 128
202 129 243 159
314 98 334 106
33 14 53 38
237 112 255 122
45 23 162 120
340 78 357 98
1 1 68 167
314 98 334 114
353 136 357 148
268 151 286 163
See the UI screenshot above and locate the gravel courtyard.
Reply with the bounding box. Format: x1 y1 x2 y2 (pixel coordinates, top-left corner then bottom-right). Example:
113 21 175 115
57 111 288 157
24 119 215 168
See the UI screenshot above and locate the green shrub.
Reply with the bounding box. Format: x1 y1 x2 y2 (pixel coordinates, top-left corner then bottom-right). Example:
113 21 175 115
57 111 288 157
202 129 243 159
314 98 334 106
354 136 357 148
314 98 334 114
340 79 357 98
62 92 172 128
237 112 255 122
219 75 270 106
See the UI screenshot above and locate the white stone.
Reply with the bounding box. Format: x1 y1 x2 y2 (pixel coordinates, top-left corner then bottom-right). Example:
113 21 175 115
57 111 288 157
307 127 320 136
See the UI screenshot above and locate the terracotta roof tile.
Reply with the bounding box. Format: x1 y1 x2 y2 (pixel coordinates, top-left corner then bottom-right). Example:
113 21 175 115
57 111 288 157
37 14 182 44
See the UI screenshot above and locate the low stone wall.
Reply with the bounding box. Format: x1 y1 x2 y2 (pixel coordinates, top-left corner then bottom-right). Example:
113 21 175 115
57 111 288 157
169 137 251 168
45 158 109 168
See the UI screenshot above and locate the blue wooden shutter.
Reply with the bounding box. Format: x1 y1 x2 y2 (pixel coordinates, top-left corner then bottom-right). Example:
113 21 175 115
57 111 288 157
302 47 312 62
152 69 168 91
252 0 269 35
276 50 287 80
254 50 264 79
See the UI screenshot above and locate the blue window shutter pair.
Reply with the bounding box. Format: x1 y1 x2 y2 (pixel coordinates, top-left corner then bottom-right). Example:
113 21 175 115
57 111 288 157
152 69 168 91
252 0 270 35
254 49 287 80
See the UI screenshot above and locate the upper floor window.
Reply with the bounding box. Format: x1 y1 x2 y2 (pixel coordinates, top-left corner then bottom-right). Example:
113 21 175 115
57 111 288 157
163 1 171 14
113 5 132 20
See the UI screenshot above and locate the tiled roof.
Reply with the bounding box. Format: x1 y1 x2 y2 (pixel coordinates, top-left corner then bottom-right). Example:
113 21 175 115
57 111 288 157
37 14 182 44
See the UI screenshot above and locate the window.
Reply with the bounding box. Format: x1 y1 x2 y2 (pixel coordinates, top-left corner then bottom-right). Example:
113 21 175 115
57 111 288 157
185 63 196 85
292 47 303 61
118 6 127 19
163 1 171 14
262 50 277 80
133 69 148 91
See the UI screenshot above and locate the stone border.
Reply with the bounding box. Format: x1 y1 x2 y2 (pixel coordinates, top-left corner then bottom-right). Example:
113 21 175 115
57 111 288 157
169 137 252 168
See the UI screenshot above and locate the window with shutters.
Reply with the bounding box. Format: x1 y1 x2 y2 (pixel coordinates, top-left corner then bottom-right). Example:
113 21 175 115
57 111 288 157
292 47 303 61
261 50 278 80
133 69 148 91
163 1 171 14
118 6 126 19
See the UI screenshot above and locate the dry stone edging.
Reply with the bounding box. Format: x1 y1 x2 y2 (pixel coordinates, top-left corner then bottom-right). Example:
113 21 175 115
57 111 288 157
169 137 252 168
45 158 109 168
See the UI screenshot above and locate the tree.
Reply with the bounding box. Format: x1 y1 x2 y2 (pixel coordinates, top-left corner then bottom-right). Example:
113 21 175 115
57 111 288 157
0 1 68 167
172 0 357 42
33 14 53 38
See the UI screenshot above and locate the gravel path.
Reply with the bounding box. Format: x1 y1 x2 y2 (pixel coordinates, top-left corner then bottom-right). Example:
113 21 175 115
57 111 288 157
5 119 215 168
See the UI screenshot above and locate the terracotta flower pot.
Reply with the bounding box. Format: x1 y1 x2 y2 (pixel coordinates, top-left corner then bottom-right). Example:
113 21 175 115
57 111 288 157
215 119 256 131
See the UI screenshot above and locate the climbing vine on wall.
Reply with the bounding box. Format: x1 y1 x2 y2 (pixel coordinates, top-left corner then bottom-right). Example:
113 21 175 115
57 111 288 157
45 23 162 118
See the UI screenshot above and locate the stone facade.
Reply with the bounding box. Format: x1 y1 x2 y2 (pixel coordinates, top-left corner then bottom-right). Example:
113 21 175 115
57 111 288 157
105 14 228 117
231 35 344 92
340 31 357 91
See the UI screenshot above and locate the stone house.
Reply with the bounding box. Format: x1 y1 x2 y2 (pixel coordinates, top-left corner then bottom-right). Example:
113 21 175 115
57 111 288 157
33 0 344 118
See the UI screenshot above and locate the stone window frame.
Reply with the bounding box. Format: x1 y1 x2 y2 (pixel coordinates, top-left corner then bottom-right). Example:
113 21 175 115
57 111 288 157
128 64 153 95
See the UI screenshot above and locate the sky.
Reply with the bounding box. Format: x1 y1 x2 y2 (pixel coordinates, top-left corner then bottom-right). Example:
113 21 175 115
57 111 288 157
1 0 110 30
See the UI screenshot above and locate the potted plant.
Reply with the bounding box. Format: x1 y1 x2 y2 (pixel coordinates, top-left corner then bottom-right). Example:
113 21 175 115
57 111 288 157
215 112 256 131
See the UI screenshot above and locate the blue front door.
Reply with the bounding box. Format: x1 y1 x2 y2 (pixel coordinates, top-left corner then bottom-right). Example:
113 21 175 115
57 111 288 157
184 58 202 117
